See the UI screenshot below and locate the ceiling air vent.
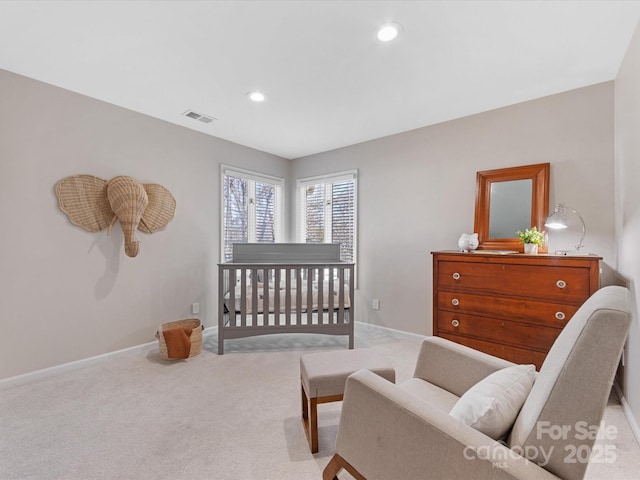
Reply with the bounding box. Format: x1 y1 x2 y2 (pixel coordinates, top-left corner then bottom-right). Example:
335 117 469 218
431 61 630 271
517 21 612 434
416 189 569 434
182 110 216 124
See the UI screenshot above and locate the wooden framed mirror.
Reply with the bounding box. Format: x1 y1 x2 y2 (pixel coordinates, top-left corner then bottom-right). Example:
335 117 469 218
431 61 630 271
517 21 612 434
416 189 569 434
474 163 550 252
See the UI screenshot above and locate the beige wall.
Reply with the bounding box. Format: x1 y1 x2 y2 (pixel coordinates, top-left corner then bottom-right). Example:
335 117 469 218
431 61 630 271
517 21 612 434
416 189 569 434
615 21 640 432
0 69 289 379
292 82 616 335
0 68 620 383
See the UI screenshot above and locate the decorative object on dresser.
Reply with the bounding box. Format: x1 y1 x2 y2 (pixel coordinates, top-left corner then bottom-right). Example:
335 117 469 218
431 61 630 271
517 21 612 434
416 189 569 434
432 250 601 370
457 233 479 252
545 203 587 254
516 226 545 254
474 163 550 252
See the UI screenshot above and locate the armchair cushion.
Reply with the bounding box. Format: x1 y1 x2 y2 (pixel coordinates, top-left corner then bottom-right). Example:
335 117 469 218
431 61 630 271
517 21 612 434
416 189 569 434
450 364 536 440
398 377 459 412
413 336 515 396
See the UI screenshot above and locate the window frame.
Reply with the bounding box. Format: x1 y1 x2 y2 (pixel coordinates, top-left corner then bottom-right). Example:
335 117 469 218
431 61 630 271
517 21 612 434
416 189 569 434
220 165 284 262
296 169 358 265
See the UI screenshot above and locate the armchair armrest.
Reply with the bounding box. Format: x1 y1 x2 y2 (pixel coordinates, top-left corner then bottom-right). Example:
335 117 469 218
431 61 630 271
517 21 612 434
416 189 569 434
413 337 516 396
331 369 557 480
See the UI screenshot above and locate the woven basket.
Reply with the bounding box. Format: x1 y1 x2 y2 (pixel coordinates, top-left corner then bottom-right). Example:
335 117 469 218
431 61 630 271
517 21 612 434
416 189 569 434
156 319 203 360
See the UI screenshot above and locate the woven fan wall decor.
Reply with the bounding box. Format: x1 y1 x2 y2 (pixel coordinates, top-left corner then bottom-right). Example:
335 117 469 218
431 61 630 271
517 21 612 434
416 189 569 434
56 175 176 257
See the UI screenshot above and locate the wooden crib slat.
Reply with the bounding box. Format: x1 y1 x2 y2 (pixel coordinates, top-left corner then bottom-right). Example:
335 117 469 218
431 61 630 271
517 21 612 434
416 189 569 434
349 265 356 338
328 267 335 325
285 268 292 325
218 266 225 355
307 268 313 325
348 264 355 348
317 268 324 325
263 268 270 327
229 268 237 327
338 267 345 325
251 268 258 327
296 269 302 325
241 269 247 327
274 268 281 326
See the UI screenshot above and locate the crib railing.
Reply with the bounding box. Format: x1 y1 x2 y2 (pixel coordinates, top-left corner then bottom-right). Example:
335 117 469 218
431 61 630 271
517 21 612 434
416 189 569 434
217 262 355 354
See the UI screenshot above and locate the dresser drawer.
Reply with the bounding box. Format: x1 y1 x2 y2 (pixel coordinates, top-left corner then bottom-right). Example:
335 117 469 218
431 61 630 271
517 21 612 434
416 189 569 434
437 291 576 328
439 333 547 370
438 260 590 303
437 310 561 352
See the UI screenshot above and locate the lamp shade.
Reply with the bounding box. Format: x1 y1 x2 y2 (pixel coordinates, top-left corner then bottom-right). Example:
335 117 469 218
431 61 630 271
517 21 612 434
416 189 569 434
544 208 569 230
544 204 586 253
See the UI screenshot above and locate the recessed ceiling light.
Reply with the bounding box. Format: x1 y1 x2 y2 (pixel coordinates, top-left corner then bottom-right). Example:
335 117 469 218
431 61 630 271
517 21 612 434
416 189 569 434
376 22 403 42
247 91 266 102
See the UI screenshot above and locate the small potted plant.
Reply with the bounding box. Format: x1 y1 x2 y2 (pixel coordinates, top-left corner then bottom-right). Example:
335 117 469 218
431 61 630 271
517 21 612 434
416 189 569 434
517 226 545 254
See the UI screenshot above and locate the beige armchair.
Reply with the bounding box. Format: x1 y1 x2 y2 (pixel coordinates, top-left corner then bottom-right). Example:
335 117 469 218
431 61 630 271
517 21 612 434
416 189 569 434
324 286 631 480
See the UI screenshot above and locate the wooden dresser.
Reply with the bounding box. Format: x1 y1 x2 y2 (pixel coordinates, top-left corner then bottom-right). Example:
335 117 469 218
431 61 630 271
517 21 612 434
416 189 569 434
432 251 601 369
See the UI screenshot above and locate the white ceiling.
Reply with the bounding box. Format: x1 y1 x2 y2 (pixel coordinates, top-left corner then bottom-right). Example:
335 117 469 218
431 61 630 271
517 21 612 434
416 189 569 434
1 1 639 160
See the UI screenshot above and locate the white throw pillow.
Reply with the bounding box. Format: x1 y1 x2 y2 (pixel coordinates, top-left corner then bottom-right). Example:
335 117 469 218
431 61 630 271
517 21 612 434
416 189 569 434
449 364 536 440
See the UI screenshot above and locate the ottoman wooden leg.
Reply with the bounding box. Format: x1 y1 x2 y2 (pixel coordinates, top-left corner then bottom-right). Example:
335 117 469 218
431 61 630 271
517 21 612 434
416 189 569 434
301 383 319 453
302 384 308 420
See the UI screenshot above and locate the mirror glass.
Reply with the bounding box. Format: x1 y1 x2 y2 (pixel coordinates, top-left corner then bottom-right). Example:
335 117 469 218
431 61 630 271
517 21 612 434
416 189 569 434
474 163 550 252
488 179 532 238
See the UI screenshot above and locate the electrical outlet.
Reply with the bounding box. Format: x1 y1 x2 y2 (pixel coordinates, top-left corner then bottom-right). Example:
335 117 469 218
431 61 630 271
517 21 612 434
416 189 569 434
372 299 380 310
192 302 200 315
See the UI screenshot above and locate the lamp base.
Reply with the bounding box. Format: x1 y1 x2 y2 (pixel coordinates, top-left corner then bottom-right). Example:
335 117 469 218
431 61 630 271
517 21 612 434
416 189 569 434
553 250 588 256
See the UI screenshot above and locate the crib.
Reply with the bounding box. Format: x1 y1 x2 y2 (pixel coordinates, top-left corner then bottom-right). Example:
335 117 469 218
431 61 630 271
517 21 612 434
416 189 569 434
217 243 355 354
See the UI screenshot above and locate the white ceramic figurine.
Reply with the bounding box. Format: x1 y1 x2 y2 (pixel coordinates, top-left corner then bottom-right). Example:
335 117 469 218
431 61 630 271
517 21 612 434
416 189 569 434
458 233 479 252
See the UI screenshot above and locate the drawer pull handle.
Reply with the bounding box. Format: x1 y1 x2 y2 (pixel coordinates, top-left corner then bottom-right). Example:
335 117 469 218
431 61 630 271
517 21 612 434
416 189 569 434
555 311 566 320
556 280 567 289
451 298 460 306
452 272 461 280
451 319 460 327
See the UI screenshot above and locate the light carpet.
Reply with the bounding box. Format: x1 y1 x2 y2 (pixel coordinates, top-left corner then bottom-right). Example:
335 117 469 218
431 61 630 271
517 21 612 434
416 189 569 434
0 323 639 479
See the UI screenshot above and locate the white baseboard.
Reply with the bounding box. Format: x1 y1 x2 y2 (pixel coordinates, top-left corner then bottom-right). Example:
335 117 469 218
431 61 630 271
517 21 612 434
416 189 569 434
0 324 217 389
355 320 427 339
0 340 156 389
613 382 640 446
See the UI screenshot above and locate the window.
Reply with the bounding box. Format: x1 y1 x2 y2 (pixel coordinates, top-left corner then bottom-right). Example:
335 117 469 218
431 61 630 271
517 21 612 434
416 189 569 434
297 170 357 262
221 166 284 261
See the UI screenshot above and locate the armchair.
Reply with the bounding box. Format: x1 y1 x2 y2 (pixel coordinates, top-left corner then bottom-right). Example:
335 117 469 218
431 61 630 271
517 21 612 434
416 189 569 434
323 286 631 480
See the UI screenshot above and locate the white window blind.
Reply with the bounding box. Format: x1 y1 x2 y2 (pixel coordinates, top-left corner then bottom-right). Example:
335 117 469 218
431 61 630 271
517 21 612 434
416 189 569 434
221 166 283 262
297 170 357 263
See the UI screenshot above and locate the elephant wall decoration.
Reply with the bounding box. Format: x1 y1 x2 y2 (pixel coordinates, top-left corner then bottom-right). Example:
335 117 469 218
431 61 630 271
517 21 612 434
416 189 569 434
55 175 176 257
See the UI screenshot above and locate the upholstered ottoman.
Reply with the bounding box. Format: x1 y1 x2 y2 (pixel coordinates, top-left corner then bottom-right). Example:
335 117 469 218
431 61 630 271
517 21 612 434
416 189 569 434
300 348 395 453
